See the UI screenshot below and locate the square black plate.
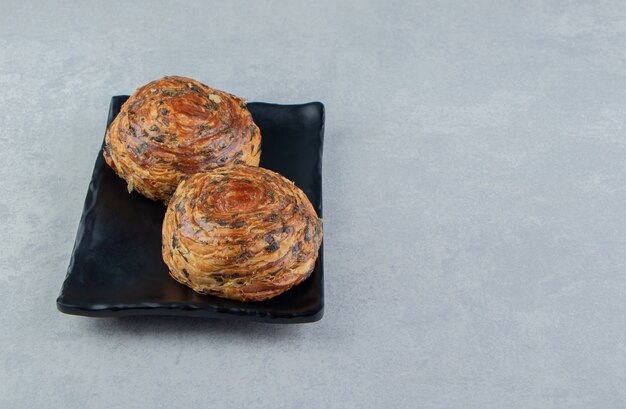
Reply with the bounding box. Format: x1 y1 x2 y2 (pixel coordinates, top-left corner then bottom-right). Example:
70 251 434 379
57 96 324 323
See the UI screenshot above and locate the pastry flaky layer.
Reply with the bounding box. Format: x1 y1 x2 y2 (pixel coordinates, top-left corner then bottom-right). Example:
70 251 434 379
162 166 323 302
104 76 261 202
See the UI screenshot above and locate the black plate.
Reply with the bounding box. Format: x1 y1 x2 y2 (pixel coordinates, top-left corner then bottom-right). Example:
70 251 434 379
57 96 324 323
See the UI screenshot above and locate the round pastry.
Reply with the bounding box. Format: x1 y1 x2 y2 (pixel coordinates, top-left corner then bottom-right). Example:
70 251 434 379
162 165 323 302
104 75 261 202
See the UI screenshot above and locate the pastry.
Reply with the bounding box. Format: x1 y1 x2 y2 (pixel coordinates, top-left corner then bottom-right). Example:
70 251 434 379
162 165 323 302
104 76 261 202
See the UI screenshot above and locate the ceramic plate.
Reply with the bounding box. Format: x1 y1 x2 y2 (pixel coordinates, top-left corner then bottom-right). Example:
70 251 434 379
57 96 324 323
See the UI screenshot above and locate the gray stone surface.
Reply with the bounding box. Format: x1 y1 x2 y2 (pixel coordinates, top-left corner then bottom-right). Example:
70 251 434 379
2 0 626 407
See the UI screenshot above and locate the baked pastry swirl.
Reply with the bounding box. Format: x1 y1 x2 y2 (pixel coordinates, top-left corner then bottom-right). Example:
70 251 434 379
104 76 261 202
162 166 323 302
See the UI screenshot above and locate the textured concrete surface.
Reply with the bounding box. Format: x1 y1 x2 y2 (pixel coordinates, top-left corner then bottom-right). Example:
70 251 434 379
2 0 626 408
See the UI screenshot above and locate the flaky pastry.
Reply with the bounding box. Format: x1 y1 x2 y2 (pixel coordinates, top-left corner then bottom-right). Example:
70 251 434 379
104 76 261 202
162 166 323 302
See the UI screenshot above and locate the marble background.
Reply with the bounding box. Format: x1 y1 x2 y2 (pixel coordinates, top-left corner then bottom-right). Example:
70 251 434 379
2 1 626 407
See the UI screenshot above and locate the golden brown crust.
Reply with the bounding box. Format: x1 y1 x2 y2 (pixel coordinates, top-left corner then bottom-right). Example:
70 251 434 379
104 76 261 202
162 166 323 302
